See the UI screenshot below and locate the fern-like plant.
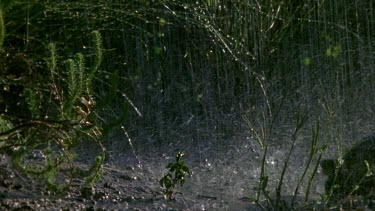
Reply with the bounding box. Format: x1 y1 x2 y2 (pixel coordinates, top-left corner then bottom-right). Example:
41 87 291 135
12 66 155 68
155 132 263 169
0 13 110 191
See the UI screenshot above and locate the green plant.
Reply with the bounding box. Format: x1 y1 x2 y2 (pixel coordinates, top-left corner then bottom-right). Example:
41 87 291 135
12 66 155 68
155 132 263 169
159 151 190 200
0 30 105 191
0 3 115 191
243 85 327 210
0 6 4 51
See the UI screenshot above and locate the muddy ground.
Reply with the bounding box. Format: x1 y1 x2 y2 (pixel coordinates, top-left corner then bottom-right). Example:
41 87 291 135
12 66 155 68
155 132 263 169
0 129 373 210
0 136 263 210
0 158 259 210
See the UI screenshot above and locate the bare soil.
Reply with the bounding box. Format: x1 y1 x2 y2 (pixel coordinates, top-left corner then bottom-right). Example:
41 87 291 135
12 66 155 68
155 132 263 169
1 128 374 210
0 147 260 211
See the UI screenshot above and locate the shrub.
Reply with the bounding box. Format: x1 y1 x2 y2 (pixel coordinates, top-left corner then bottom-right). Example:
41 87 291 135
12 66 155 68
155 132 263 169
0 4 125 191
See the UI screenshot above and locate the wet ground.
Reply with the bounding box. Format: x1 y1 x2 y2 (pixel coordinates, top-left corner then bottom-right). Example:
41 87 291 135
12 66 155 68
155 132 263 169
0 123 374 210
0 138 263 210
0 158 261 210
0 130 322 211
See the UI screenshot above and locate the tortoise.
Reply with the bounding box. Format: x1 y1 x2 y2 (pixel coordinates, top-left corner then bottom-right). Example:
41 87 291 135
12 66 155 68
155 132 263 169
320 134 375 199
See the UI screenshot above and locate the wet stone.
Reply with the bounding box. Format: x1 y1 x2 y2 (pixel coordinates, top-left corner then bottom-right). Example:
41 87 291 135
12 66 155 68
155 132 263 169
103 182 115 189
119 174 134 181
125 165 135 171
125 195 136 202
12 183 22 190
93 190 109 201
81 186 95 199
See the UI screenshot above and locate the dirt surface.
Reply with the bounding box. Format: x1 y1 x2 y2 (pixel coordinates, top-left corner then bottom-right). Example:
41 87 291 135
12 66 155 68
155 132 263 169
0 149 261 211
0 127 328 211
1 129 373 211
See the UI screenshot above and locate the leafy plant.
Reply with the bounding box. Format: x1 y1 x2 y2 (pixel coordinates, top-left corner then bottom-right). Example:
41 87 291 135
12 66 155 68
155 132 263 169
159 151 190 200
0 2 119 191
0 30 105 191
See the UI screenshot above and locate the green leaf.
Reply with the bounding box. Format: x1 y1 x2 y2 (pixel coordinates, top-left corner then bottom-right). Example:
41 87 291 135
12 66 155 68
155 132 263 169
181 165 190 174
166 162 173 169
260 176 268 190
160 151 190 200
303 57 311 66
170 163 178 172
159 17 166 26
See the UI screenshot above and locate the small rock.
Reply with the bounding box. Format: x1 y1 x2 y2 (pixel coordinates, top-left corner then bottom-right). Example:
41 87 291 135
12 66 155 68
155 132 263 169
114 190 122 195
13 183 22 190
124 195 135 202
119 174 134 181
81 186 95 199
103 182 115 189
93 191 109 201
125 165 135 171
0 191 6 198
